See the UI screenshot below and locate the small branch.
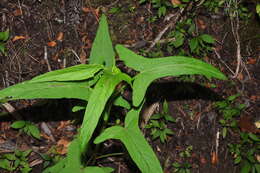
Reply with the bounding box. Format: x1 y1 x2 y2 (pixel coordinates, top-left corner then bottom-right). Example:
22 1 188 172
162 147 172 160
44 46 52 72
213 48 235 76
147 8 185 52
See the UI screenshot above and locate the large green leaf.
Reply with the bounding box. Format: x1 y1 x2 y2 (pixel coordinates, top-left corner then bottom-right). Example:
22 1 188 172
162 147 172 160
0 81 92 101
89 14 115 68
79 67 131 152
30 64 103 82
95 108 163 173
116 45 227 106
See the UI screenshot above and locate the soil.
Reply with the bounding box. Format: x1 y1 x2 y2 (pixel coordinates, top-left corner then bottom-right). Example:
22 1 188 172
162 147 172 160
0 0 259 173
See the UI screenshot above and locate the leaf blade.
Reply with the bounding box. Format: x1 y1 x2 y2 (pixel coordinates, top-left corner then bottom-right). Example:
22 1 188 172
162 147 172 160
30 64 103 82
89 15 115 68
79 68 131 151
0 81 92 101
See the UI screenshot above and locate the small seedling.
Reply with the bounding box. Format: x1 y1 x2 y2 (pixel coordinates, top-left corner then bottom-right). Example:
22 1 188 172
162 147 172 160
215 94 246 138
172 162 192 173
228 132 260 173
172 146 193 173
0 149 32 173
139 0 172 17
0 29 9 56
11 120 41 139
145 100 176 143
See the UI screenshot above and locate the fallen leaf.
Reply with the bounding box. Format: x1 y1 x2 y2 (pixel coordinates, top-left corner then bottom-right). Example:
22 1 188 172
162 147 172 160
255 120 260 129
247 58 256 65
250 95 260 102
82 7 91 13
47 41 57 47
12 35 27 42
13 9 22 16
238 115 260 134
256 154 260 163
56 32 64 41
80 48 87 64
237 73 244 80
197 19 206 30
57 121 71 130
56 138 70 155
211 151 218 165
82 7 99 17
171 0 181 5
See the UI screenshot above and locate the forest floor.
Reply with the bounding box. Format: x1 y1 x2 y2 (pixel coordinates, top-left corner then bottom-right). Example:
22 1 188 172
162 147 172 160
0 0 259 173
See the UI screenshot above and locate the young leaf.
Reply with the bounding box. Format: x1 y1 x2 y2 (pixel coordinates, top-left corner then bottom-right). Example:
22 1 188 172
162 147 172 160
30 64 103 82
79 68 131 152
113 95 131 109
28 124 41 139
89 14 115 68
200 34 215 44
0 43 7 55
0 81 92 101
189 38 198 53
0 30 9 41
116 45 227 106
95 108 163 173
11 121 26 129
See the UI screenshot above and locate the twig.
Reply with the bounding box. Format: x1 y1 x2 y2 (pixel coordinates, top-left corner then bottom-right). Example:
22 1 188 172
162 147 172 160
216 129 220 163
228 0 243 79
141 102 160 129
213 48 235 76
147 8 185 52
44 46 51 72
70 49 81 63
1 103 22 120
40 122 56 142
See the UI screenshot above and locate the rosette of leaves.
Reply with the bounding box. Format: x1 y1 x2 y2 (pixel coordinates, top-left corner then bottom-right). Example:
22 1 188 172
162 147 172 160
0 14 226 173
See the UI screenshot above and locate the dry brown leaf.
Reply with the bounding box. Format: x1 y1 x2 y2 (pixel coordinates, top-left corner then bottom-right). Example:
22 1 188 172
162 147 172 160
47 41 57 47
247 58 256 65
57 121 71 130
237 73 244 80
13 9 22 16
238 115 260 134
56 32 64 41
211 151 218 165
82 7 91 13
56 138 70 155
80 48 87 64
197 19 206 30
12 36 27 42
171 0 181 5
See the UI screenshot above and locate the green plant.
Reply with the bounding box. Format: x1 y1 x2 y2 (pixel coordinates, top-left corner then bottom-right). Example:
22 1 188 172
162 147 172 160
0 14 227 173
203 0 225 13
166 18 215 57
145 100 176 143
189 34 215 55
172 162 192 173
0 29 9 56
257 4 260 17
172 146 193 173
228 132 260 173
215 94 246 138
11 120 41 139
0 149 32 173
139 0 172 17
